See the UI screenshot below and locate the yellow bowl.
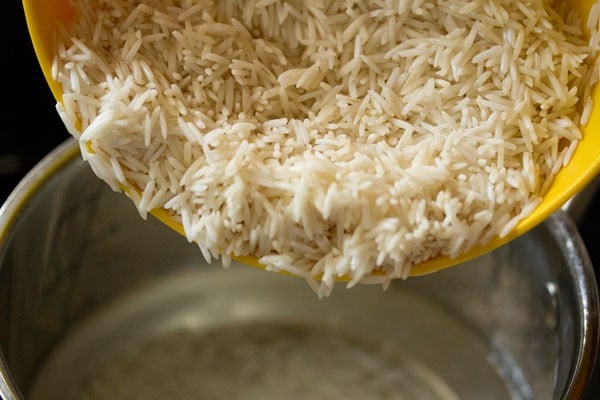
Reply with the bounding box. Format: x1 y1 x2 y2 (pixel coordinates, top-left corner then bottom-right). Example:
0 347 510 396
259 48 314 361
23 0 600 277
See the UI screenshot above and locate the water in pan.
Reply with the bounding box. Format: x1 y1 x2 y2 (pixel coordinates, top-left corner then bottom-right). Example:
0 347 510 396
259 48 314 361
58 323 462 400
28 265 527 400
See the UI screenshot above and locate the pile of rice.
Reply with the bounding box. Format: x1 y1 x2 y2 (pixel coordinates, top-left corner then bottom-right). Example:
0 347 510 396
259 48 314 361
53 0 600 297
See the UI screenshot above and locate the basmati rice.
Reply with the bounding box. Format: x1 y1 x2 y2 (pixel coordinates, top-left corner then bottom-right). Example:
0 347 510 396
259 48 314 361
53 0 600 297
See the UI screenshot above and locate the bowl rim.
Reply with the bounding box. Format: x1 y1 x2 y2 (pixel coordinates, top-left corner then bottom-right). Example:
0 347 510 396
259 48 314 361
546 213 600 399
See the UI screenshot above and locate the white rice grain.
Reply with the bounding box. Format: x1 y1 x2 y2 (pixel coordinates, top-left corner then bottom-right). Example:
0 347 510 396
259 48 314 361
53 0 600 296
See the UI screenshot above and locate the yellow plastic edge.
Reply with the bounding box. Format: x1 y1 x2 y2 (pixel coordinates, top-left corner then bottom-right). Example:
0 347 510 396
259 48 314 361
23 0 73 103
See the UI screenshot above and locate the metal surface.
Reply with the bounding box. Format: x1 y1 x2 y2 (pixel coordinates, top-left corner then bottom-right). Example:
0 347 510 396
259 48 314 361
0 139 598 399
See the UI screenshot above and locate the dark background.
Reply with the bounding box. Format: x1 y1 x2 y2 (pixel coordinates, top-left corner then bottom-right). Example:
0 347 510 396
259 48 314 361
2 1 599 398
1 3 69 201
